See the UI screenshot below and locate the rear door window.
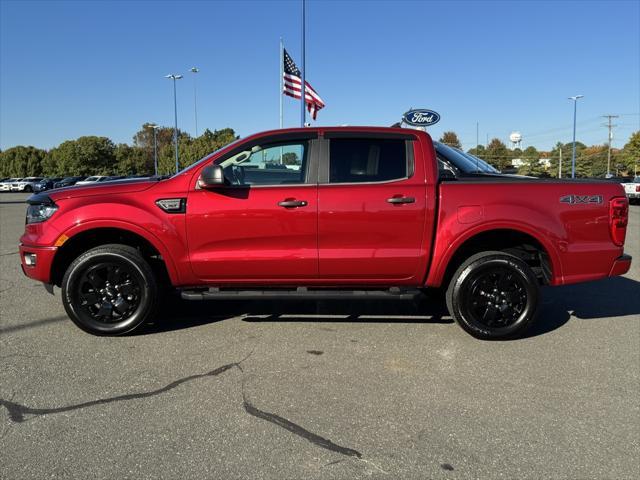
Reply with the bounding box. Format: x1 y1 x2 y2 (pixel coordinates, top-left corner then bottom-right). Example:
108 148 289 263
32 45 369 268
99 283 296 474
329 138 407 184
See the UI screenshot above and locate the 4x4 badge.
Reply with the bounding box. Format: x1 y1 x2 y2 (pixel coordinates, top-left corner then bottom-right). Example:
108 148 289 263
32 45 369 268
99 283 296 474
560 194 603 205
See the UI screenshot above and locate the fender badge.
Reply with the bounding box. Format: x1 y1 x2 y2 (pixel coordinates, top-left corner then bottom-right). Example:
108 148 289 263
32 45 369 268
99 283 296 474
560 194 603 205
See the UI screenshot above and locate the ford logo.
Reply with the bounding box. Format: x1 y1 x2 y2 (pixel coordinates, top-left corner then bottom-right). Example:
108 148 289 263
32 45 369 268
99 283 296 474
402 109 441 127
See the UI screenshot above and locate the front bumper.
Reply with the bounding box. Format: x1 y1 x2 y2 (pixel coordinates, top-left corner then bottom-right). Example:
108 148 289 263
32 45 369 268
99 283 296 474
626 193 640 199
609 254 632 277
19 244 58 283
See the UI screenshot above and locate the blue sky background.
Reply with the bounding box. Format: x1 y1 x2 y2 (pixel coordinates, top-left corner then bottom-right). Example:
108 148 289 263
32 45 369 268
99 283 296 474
1 0 638 151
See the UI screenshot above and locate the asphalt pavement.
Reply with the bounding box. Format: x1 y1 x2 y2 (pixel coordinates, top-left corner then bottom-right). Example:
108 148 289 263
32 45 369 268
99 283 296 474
1 192 639 479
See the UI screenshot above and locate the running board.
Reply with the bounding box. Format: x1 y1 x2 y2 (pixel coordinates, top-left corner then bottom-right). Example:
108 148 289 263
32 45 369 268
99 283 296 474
180 287 423 301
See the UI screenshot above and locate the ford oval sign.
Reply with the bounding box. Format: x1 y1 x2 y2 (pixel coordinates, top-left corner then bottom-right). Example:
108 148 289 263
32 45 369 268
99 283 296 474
403 109 441 127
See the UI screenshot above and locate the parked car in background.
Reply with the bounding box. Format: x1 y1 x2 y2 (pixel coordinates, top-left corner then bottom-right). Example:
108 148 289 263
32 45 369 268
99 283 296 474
105 175 126 181
75 175 110 186
622 176 640 204
1 178 23 191
33 177 64 193
53 176 86 189
11 177 44 192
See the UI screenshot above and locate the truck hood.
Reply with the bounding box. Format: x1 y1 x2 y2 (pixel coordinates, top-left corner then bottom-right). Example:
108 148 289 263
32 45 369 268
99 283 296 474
42 178 157 202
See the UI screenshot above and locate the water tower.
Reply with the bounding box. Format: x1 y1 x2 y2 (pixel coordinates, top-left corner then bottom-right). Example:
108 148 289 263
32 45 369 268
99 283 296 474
509 131 523 150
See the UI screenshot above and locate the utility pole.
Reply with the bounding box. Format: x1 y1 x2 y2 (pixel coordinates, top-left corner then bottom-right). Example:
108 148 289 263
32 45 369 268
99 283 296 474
602 115 619 177
558 147 563 178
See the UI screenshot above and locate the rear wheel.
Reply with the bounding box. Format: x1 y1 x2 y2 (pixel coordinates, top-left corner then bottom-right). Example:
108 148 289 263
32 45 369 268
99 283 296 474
446 251 539 340
61 244 158 335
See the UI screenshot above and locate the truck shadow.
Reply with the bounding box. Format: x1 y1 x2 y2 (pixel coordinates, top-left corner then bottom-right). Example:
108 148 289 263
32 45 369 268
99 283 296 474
143 276 640 339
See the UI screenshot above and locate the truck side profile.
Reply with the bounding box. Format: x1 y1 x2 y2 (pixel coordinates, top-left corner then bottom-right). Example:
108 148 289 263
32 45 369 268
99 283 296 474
19 127 631 339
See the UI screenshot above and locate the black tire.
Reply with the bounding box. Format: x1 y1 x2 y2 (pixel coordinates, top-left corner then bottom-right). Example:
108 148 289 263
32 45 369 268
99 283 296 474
446 251 539 340
24 186 32 192
61 244 158 335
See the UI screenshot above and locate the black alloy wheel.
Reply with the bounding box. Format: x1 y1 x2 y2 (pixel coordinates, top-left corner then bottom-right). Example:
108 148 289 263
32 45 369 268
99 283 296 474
61 244 158 335
446 251 540 340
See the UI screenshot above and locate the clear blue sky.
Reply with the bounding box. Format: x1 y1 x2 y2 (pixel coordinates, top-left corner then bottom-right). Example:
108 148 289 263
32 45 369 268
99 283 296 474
1 0 638 152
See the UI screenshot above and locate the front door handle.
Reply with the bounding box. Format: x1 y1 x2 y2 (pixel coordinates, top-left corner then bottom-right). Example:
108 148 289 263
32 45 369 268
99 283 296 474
387 196 415 204
278 199 308 208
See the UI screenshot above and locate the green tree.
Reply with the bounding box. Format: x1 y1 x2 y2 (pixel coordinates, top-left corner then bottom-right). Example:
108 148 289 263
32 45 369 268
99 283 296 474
0 146 47 177
548 142 586 178
439 131 462 149
576 145 607 178
484 138 511 171
115 144 152 175
618 130 640 175
43 136 116 176
282 152 299 165
467 145 486 159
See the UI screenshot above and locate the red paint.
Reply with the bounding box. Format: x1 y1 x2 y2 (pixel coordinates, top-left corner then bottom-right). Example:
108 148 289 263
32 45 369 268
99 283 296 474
18 127 631 290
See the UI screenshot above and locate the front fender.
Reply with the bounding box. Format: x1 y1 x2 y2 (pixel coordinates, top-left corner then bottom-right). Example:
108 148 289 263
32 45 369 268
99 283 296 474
38 197 189 286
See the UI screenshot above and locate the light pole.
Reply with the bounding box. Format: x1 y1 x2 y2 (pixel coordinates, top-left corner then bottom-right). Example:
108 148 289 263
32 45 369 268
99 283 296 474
190 67 199 137
146 124 161 176
165 74 183 174
568 95 584 178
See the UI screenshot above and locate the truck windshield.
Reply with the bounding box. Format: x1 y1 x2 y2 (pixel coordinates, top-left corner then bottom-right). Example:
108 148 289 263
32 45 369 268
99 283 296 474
434 142 500 174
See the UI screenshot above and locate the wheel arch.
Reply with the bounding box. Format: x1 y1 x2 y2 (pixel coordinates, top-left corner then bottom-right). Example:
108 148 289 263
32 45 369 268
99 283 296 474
428 225 562 288
50 222 178 287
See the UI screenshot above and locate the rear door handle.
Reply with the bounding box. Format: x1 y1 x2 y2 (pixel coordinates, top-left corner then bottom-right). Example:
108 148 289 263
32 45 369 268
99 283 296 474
278 199 308 208
386 196 415 204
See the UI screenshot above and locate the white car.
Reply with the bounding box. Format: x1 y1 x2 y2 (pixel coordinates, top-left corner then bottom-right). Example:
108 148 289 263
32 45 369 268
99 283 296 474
10 177 44 192
1 178 23 191
74 175 110 186
623 176 640 204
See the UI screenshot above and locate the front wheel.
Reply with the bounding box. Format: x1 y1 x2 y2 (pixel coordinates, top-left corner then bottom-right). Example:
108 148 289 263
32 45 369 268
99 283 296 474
61 244 158 335
446 251 540 340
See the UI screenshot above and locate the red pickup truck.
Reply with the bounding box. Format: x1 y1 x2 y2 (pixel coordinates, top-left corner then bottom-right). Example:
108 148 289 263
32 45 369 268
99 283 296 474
19 127 631 339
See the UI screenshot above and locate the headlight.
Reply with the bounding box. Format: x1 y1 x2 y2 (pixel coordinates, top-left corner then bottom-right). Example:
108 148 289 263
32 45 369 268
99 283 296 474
26 203 58 224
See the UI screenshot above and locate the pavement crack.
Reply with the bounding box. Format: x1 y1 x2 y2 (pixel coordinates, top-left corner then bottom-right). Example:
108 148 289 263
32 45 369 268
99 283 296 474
0 361 237 423
240 368 362 459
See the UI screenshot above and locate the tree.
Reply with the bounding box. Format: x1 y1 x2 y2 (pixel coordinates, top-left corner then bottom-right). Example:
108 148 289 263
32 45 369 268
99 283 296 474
618 131 640 175
282 152 299 165
0 146 47 177
548 141 586 178
467 145 486 158
43 136 116 176
115 144 152 175
484 138 511 171
439 131 461 149
516 146 544 176
576 145 607 178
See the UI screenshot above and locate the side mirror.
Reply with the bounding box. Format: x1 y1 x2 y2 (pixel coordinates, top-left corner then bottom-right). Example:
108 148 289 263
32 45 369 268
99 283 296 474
198 164 226 188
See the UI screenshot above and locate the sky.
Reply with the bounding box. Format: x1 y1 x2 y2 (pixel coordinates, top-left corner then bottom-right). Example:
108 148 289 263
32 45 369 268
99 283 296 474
1 0 639 152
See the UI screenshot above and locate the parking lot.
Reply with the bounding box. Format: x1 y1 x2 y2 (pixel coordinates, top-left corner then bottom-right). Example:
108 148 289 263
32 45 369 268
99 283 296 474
0 192 638 479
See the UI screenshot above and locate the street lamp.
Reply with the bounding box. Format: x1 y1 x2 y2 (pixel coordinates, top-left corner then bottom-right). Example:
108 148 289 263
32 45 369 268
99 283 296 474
190 67 199 137
165 74 183 174
146 124 161 176
568 95 584 178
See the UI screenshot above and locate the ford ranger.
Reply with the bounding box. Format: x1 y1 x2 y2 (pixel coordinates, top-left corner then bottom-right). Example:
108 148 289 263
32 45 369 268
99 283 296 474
19 127 631 339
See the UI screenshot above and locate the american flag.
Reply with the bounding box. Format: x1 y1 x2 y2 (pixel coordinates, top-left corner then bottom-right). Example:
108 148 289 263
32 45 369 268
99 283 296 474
283 48 325 120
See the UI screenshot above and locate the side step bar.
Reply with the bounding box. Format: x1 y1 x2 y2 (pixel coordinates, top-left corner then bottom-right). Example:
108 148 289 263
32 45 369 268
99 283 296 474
180 287 423 301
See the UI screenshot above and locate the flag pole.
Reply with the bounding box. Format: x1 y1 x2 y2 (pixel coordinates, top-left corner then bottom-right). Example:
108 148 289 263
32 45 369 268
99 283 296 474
279 37 284 130
300 0 306 127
